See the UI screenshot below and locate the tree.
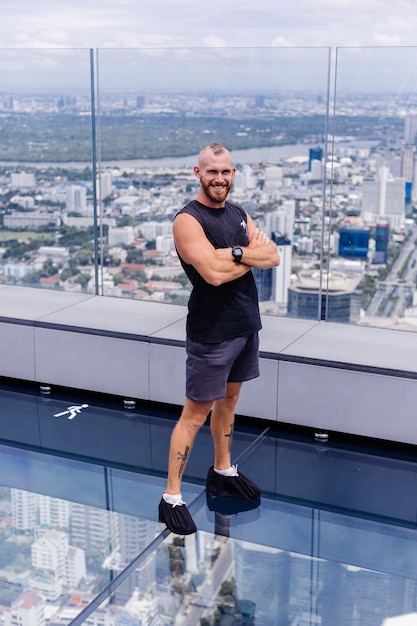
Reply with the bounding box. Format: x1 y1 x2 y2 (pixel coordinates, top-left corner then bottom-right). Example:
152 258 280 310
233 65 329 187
0 540 17 567
76 273 90 288
41 258 60 277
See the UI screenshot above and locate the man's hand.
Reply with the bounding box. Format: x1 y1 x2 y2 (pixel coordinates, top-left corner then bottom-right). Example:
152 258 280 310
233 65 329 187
248 228 270 249
241 218 280 269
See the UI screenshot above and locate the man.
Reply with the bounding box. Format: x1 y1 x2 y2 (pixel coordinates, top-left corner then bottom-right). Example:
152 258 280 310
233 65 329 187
158 142 280 535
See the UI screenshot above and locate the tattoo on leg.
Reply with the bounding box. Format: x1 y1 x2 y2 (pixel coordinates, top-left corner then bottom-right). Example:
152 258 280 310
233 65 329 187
224 423 234 453
177 445 190 480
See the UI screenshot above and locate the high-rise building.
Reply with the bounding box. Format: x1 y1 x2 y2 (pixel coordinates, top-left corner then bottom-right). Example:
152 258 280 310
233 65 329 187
242 164 256 190
253 266 273 301
39 495 71 529
337 565 407 625
385 177 406 229
404 114 417 145
31 529 68 577
373 222 390 264
310 158 323 181
66 184 87 212
232 164 256 194
401 146 415 216
255 94 265 108
10 172 36 189
31 529 87 594
287 271 362 322
309 146 323 171
119 515 157 564
11 489 38 532
264 165 283 190
388 154 402 177
108 226 135 246
266 200 295 240
234 542 290 625
97 171 113 200
361 179 379 216
155 234 174 253
113 515 158 603
273 234 292 305
139 220 172 240
401 146 415 182
70 504 119 553
361 167 405 229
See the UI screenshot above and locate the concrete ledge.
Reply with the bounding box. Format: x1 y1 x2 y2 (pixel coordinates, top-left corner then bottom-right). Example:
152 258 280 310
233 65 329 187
1 285 417 445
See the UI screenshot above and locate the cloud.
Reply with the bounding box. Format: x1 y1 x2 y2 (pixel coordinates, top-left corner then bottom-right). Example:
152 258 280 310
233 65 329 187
100 34 174 48
2 0 417 51
11 30 72 49
271 36 295 48
372 32 402 45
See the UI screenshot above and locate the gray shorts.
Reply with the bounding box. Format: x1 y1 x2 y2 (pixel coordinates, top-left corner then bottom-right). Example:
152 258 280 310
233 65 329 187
185 332 260 403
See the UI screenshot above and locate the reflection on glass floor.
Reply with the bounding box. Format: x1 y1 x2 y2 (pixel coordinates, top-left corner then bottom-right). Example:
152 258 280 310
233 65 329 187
0 385 417 625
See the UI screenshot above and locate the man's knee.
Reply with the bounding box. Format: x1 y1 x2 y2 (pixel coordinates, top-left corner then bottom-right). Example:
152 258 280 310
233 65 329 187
214 390 241 413
180 399 212 431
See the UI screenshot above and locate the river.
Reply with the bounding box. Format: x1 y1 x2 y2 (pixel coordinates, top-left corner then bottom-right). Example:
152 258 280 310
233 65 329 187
100 144 315 169
0 140 377 170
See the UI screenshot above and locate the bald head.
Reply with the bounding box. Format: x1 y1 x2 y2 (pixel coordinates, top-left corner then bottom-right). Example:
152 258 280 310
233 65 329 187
198 142 232 168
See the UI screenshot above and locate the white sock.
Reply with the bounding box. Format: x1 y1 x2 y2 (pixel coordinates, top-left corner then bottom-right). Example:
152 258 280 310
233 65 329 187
163 492 183 505
214 465 239 477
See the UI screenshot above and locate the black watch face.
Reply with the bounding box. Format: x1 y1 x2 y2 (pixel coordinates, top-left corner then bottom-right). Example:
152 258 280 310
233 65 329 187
233 246 243 261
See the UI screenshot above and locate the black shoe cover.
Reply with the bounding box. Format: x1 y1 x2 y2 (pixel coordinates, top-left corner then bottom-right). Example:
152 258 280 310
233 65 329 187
206 466 261 499
158 498 197 535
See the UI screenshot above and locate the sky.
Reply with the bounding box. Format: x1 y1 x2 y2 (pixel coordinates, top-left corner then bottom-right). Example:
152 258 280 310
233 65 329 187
2 0 417 94
2 0 417 50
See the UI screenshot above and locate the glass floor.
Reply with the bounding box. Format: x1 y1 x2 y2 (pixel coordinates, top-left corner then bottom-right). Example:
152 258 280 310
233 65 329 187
0 381 417 625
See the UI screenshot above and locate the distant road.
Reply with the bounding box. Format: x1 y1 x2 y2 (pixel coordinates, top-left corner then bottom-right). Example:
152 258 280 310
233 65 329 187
366 223 417 318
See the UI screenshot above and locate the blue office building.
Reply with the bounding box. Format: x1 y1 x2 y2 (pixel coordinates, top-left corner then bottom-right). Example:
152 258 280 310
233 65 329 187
309 146 323 171
253 266 273 301
373 223 390 264
339 228 370 260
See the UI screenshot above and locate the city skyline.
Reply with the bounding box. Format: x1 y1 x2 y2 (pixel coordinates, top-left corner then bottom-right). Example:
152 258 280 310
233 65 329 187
3 45 417 94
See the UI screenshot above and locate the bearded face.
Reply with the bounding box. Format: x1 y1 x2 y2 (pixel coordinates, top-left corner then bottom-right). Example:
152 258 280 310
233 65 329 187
199 172 233 204
195 150 236 207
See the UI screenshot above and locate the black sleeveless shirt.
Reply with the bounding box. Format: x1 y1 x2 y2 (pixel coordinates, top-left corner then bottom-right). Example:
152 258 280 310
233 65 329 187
175 199 261 343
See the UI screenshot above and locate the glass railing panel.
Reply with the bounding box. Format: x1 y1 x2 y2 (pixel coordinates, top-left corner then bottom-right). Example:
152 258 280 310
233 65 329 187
331 46 417 331
95 47 331 311
0 49 97 294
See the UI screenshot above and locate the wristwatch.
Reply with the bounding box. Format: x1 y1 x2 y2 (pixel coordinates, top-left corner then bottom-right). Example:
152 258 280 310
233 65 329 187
232 245 243 263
